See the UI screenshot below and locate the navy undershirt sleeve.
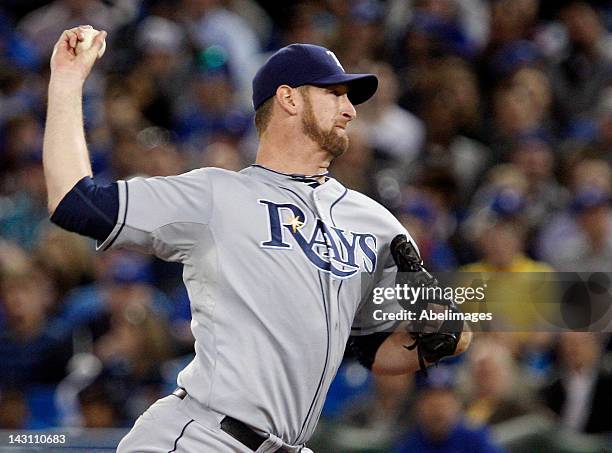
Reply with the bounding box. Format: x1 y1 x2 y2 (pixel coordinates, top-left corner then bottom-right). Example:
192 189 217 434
50 176 119 242
348 332 393 370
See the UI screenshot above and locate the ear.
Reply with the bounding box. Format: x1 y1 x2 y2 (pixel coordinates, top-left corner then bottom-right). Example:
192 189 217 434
275 85 299 116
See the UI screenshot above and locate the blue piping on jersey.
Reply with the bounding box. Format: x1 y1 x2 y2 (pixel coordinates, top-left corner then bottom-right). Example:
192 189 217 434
102 181 129 250
329 187 348 227
250 164 330 180
328 186 348 315
330 186 348 315
279 180 349 441
168 419 194 453
297 271 331 443
336 280 344 324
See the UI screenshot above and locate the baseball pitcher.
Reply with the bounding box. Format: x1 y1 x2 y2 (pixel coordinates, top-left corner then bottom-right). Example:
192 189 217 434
43 26 471 452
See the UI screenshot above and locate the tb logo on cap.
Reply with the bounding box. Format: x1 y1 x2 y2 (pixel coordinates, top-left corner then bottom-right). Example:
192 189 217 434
326 50 344 72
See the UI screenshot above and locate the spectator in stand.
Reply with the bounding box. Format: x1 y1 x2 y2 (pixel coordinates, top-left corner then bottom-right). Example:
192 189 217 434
0 113 44 187
405 167 465 262
174 64 252 152
394 8 476 115
551 1 612 123
17 0 135 61
59 251 173 339
587 87 612 162
201 141 245 172
330 125 376 197
103 81 149 139
279 2 335 49
330 0 387 68
538 158 611 270
92 287 173 421
180 0 262 105
506 135 568 235
34 227 95 299
106 130 149 180
395 365 505 453
461 165 555 333
386 0 490 52
58 252 174 421
462 339 536 427
397 191 457 271
510 66 553 127
329 372 413 452
0 117 49 248
77 379 121 428
551 185 612 271
540 332 612 434
490 59 555 158
481 0 539 63
417 57 490 195
466 164 529 242
500 134 568 255
128 15 191 130
0 69 44 144
0 260 73 386
353 61 425 167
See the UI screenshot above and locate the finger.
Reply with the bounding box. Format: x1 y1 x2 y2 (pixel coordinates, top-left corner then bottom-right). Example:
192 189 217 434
93 30 107 50
66 25 89 44
66 30 77 49
76 25 92 42
56 30 70 49
59 29 77 51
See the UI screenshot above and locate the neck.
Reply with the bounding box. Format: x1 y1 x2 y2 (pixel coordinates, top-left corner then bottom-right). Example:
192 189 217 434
255 132 334 177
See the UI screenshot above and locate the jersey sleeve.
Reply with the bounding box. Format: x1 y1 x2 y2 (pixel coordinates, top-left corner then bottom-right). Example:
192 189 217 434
350 225 420 336
350 260 402 336
96 168 213 262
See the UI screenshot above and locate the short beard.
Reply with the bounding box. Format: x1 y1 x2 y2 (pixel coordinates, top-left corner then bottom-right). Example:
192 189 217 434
301 92 349 158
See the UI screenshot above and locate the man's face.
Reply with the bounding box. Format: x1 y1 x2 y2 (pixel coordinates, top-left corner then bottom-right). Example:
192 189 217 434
415 389 461 440
300 84 356 157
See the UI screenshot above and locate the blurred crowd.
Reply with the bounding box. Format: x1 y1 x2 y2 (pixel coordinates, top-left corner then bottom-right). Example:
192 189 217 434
0 0 611 451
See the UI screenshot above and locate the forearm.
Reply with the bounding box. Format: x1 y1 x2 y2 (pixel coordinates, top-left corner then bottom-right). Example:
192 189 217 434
372 326 472 375
371 331 420 375
43 75 93 213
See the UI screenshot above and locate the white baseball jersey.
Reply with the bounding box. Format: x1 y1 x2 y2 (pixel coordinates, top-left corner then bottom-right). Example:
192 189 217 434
98 164 413 445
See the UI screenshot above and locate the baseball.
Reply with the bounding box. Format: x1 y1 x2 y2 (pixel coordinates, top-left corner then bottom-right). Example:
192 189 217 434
76 27 106 59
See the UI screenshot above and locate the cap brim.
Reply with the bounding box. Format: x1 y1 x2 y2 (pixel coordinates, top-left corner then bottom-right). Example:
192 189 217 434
310 73 378 105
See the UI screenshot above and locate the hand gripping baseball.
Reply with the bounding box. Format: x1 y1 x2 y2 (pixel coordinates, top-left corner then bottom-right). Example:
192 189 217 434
390 234 463 374
50 25 107 83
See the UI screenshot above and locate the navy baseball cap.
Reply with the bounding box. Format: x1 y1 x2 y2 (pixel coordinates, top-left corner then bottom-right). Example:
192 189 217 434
252 44 378 110
571 186 610 213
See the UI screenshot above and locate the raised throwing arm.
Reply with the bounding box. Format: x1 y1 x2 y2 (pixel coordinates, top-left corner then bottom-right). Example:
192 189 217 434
43 26 106 213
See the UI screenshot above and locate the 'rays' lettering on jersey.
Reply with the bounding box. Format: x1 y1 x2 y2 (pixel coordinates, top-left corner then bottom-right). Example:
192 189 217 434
259 200 377 278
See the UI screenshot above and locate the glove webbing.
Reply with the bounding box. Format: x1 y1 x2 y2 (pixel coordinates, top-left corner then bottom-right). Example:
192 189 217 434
404 338 427 375
391 234 463 375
